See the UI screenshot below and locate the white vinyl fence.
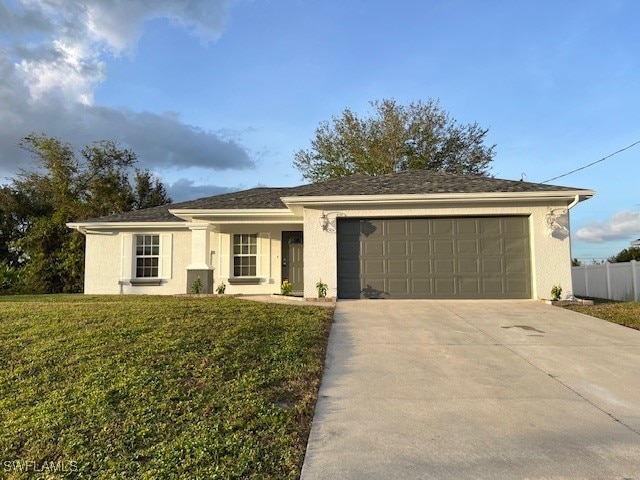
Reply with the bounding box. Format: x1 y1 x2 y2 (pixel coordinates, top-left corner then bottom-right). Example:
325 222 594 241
571 260 640 301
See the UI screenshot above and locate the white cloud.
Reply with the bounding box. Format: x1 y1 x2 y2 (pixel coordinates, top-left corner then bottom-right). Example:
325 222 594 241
575 211 640 243
9 0 232 103
0 0 251 178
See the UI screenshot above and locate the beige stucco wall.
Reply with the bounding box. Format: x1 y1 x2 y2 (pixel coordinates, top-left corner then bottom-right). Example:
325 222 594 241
302 203 574 300
84 229 191 295
83 203 575 299
211 224 301 295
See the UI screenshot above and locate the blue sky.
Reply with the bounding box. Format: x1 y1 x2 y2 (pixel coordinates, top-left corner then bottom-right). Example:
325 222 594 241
1 0 639 262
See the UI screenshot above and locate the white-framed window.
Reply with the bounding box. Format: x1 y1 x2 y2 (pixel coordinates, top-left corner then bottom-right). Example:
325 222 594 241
135 234 160 278
121 233 172 282
233 233 257 277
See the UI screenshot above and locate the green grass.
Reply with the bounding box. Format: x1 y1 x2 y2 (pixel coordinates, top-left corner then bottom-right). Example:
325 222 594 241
563 299 640 330
0 295 333 479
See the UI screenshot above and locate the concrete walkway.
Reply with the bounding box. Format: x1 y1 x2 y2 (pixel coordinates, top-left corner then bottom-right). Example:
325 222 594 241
300 300 640 479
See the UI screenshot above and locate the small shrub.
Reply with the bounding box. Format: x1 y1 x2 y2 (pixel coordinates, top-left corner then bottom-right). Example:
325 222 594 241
191 277 203 294
281 279 293 296
316 279 328 298
215 282 226 295
551 284 562 301
0 261 20 292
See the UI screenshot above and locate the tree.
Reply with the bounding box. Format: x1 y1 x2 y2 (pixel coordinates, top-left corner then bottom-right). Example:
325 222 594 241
1 134 172 293
294 98 495 182
608 247 640 263
571 258 582 266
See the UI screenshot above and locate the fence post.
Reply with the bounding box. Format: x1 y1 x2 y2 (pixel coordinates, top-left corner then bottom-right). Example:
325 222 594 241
632 260 638 302
584 266 590 297
605 262 611 299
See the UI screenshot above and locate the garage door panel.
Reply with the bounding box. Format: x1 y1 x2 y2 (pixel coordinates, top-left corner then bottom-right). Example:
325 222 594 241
481 258 504 274
434 278 456 295
388 278 409 295
458 259 479 274
480 218 503 236
386 221 408 235
482 278 504 293
338 240 360 258
361 278 385 295
434 258 455 274
387 240 408 255
363 259 385 275
459 278 480 294
411 278 432 294
432 219 454 234
481 238 503 254
433 240 454 255
456 218 478 234
506 277 529 294
504 217 529 234
506 257 528 274
361 220 382 238
457 239 479 254
337 217 531 299
364 241 384 255
410 258 430 273
410 240 429 255
505 238 528 254
409 221 429 235
388 259 409 274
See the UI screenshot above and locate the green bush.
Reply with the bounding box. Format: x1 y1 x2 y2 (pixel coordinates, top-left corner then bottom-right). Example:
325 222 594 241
0 260 20 292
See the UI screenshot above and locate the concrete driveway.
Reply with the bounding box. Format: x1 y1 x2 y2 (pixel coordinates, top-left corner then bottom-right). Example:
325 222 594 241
300 300 640 480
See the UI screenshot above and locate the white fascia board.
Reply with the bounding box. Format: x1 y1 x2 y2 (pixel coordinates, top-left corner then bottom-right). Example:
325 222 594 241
280 190 595 207
168 208 297 222
67 222 189 234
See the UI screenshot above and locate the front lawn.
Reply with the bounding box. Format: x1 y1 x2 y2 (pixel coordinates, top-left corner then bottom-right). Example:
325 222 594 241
563 300 640 331
0 295 333 479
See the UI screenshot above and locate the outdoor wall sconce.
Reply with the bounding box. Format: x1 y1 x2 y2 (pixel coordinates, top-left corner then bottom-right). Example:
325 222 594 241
320 211 346 233
545 207 569 239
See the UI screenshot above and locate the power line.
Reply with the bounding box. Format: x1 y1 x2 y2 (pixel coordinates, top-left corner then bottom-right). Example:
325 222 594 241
542 139 640 184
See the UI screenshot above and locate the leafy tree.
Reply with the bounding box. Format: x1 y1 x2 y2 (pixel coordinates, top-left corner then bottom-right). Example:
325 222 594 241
608 247 640 263
133 169 172 209
294 98 495 182
571 258 582 266
1 134 171 293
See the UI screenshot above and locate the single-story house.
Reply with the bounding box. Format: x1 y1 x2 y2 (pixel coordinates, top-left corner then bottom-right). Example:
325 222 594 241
67 170 594 299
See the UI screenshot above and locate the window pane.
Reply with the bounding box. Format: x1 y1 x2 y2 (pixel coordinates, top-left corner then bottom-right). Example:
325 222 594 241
135 235 160 278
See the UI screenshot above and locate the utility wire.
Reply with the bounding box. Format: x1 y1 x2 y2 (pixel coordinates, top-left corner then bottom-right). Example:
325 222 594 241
542 139 640 183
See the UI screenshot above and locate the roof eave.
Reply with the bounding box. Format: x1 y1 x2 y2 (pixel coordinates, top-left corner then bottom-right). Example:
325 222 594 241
168 208 297 222
67 221 188 233
281 190 595 207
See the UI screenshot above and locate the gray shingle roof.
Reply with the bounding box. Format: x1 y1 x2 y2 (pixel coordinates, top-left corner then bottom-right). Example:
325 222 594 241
81 170 588 223
285 170 582 197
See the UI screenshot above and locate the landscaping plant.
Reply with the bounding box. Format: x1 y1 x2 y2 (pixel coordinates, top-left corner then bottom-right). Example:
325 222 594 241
281 279 293 296
316 279 328 298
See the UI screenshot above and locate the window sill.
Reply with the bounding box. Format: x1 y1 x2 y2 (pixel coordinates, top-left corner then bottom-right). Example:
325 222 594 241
130 278 163 286
228 277 262 285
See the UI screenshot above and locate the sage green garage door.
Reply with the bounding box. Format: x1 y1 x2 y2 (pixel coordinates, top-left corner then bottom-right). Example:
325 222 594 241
337 217 531 299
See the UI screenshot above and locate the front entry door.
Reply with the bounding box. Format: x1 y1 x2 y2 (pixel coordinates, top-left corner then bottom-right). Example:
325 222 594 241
282 231 304 295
